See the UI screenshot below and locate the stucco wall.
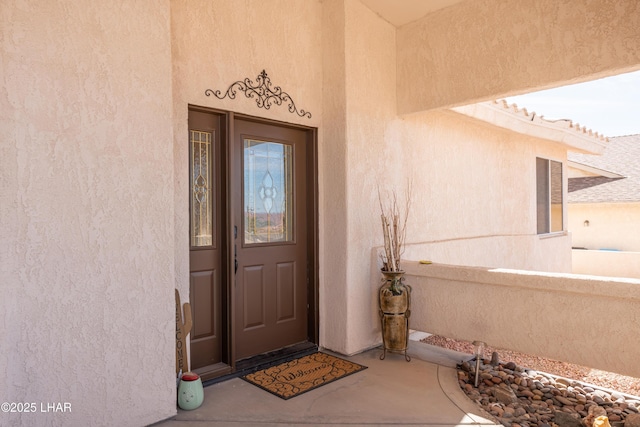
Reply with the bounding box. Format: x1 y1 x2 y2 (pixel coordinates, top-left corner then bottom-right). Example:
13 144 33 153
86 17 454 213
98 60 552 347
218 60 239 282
403 234 571 273
340 0 399 354
170 0 324 341
397 118 573 272
569 202 640 251
331 1 574 355
170 0 322 129
398 111 570 249
357 111 572 352
406 262 640 379
321 0 350 351
397 0 640 113
569 202 640 278
572 250 640 279
4 1 638 423
1 1 176 426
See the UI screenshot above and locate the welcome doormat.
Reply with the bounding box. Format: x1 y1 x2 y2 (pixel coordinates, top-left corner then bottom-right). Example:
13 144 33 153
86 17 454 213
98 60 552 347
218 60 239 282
242 352 367 400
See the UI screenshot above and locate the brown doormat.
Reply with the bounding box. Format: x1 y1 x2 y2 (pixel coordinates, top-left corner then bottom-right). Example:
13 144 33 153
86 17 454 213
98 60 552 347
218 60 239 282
242 352 367 400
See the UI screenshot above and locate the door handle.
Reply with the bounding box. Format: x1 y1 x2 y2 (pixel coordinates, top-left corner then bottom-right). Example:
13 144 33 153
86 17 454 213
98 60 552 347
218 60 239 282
234 244 238 274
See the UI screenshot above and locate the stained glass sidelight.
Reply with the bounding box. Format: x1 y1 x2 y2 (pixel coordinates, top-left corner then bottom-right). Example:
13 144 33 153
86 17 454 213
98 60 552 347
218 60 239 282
244 139 293 244
191 130 213 247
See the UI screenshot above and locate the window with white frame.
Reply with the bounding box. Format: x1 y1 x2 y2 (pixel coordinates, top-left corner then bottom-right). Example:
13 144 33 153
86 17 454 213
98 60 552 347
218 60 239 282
536 157 564 234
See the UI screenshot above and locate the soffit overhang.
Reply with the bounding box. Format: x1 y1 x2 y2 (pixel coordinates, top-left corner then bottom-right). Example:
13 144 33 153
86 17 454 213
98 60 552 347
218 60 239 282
359 0 466 27
451 100 609 155
567 161 624 179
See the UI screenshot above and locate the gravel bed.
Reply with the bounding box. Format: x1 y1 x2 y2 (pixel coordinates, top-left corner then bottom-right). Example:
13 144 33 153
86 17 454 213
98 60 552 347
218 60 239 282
457 359 640 427
422 335 640 397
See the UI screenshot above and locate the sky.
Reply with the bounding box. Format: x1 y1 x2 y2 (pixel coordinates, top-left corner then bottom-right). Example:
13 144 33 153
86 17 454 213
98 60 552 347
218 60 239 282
504 70 640 138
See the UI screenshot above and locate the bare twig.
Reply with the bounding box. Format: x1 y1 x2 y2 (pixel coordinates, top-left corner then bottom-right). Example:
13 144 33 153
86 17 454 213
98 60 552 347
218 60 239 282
378 182 412 272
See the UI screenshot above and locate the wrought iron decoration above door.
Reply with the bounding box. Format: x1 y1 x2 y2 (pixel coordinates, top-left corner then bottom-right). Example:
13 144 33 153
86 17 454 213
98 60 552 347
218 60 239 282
205 70 312 119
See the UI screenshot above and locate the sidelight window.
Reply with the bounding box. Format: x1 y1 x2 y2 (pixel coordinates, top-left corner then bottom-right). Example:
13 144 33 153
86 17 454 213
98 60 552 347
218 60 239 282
190 130 214 247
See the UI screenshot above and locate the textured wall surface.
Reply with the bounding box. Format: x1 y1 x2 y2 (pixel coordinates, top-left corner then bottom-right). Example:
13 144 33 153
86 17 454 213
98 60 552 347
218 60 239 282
569 202 640 278
403 234 572 273
348 107 573 353
406 261 640 379
0 1 176 426
170 0 322 128
170 0 324 338
327 1 574 355
569 203 640 251
397 0 640 113
572 250 640 279
340 0 398 354
320 0 350 352
4 1 639 422
398 110 573 275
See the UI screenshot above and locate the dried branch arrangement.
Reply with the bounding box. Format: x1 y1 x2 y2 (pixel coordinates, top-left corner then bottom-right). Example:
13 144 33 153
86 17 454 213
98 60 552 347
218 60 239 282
378 185 411 272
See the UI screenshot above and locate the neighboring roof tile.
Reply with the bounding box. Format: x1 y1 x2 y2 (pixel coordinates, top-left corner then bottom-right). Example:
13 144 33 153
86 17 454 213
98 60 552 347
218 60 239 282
568 134 640 203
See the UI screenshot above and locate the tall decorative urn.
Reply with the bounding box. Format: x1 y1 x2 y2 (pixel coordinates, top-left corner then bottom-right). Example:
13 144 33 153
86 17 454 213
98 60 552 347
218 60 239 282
378 270 411 362
377 184 412 362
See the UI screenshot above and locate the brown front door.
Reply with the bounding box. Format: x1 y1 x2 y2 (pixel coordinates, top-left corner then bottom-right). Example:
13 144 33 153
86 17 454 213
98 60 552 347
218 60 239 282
233 119 309 361
188 110 225 372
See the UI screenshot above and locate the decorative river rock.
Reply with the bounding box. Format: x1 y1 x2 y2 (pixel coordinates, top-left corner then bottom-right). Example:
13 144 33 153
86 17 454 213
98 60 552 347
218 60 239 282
458 360 640 427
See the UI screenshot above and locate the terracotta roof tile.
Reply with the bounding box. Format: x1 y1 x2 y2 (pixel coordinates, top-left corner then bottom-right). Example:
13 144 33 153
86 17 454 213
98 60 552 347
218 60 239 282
493 100 609 144
452 101 609 154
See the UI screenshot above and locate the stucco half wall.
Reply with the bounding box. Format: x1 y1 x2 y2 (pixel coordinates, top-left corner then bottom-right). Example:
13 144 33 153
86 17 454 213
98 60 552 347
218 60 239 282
404 261 640 379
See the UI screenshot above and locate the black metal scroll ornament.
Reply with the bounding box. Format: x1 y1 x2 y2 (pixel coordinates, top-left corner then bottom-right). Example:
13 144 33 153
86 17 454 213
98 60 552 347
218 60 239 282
205 70 312 119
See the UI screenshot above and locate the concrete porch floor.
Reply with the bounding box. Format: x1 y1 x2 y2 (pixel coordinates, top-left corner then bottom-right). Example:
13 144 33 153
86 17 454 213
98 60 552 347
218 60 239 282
155 337 500 426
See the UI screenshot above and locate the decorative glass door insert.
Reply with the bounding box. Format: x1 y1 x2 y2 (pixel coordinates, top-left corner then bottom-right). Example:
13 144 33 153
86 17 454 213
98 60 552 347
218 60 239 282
190 130 214 247
243 139 293 244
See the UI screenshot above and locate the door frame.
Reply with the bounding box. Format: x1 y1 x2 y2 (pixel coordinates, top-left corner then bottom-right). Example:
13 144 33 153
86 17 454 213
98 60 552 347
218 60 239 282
188 105 319 380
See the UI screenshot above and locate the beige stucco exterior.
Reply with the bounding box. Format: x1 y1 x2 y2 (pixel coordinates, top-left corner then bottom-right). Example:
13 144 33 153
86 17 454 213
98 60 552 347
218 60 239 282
1 2 176 426
170 0 325 339
569 202 640 278
406 261 640 379
2 0 640 425
397 0 640 113
572 249 640 279
567 137 640 279
569 202 640 251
